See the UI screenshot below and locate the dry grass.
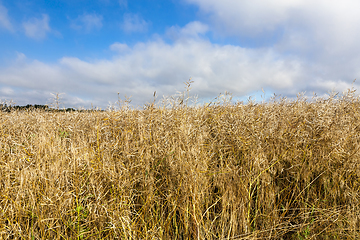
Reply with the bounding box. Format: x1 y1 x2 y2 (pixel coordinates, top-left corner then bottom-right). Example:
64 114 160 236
1 85 360 239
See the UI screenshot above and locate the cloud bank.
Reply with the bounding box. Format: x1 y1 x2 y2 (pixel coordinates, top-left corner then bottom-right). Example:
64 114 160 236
0 26 323 109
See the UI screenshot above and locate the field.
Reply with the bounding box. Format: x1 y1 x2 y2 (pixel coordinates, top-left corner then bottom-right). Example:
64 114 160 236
0 87 360 239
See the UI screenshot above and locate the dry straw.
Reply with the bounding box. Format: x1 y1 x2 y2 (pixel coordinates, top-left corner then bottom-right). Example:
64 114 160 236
0 82 359 239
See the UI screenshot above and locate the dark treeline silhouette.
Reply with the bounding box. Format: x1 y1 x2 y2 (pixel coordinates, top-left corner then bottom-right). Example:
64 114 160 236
0 104 105 113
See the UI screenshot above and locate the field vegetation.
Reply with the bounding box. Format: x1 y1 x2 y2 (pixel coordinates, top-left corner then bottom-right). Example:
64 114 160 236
0 83 359 239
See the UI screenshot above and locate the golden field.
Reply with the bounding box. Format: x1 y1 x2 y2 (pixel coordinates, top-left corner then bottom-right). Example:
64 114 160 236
0 87 359 239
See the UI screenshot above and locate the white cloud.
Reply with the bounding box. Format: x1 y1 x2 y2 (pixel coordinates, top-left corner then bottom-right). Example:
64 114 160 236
181 0 360 101
0 36 313 109
23 14 51 40
70 13 103 32
184 0 302 36
0 3 12 31
15 52 26 61
184 0 360 60
180 21 208 36
0 20 359 109
110 42 130 52
166 21 209 40
121 13 149 33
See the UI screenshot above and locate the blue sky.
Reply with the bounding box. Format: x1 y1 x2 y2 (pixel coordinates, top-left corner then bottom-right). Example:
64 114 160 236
1 0 360 109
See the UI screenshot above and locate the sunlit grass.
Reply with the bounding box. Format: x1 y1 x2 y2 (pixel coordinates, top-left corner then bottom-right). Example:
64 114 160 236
0 83 359 239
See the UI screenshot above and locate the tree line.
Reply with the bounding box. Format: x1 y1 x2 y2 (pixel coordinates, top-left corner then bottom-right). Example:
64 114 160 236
0 104 105 112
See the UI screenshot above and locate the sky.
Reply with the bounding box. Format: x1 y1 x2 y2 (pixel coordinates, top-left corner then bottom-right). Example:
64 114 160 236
1 0 360 109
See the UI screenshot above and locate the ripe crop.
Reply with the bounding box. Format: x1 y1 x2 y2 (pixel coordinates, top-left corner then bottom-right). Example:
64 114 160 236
0 86 359 239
